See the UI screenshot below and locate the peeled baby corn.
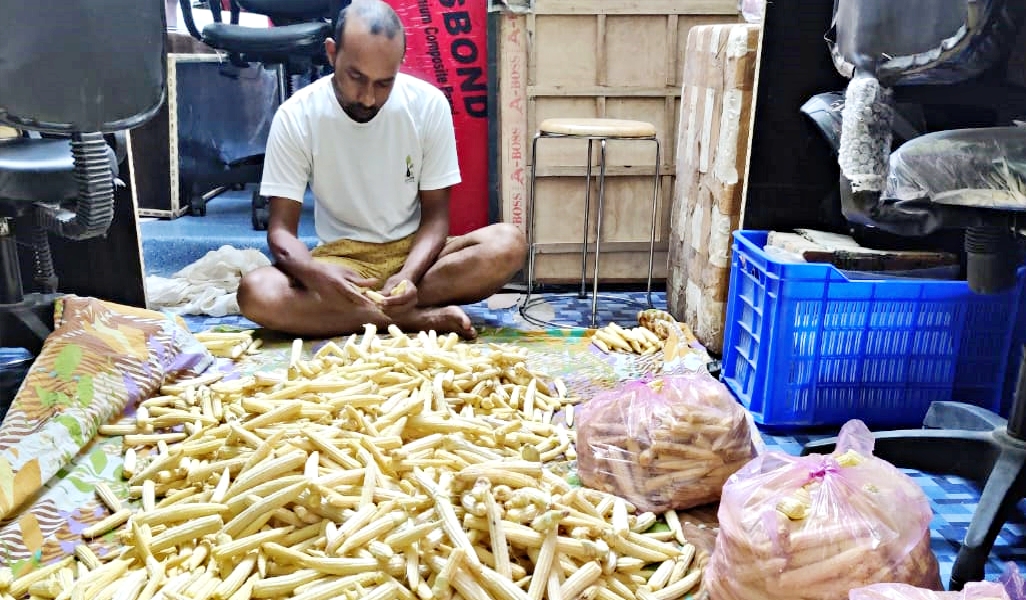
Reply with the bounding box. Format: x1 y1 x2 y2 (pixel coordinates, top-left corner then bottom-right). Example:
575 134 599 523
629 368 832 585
590 323 663 355
7 323 703 600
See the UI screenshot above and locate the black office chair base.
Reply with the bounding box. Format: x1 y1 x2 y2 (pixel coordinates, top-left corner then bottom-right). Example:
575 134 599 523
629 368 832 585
801 401 1026 591
0 292 56 356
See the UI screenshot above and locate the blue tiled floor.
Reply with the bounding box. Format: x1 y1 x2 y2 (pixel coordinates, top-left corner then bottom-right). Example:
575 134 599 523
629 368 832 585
179 290 654 333
139 187 318 277
147 191 1025 588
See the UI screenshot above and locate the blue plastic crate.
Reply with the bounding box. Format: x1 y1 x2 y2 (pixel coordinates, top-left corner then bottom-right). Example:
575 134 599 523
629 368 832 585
721 230 1025 429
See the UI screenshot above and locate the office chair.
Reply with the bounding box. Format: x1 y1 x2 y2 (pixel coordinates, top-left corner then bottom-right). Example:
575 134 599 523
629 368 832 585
0 0 168 356
177 0 341 229
797 0 1026 590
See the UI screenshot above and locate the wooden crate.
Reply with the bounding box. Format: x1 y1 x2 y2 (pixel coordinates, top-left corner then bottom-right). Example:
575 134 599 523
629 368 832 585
134 50 279 219
133 50 217 219
495 0 740 283
667 23 761 354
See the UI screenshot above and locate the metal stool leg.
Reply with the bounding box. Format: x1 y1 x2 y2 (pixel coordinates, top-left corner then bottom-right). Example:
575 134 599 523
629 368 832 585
524 133 543 307
646 137 661 308
590 138 608 328
580 139 595 299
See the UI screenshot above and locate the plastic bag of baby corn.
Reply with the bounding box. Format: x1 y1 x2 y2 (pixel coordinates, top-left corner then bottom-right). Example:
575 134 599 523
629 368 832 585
575 371 755 512
705 419 941 600
849 582 1009 600
851 562 1025 600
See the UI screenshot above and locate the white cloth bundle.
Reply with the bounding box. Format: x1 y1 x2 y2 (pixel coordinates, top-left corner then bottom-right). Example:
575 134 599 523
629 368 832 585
146 245 270 317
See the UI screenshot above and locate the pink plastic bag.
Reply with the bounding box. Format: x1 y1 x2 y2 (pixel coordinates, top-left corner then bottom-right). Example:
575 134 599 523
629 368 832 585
849 582 1009 600
1001 563 1026 600
576 371 755 513
705 420 941 600
849 562 1025 600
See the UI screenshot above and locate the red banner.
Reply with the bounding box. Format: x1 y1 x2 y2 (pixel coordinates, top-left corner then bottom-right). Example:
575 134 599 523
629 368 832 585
388 0 489 235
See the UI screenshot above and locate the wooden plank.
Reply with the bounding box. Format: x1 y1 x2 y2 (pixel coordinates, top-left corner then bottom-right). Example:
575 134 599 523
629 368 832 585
529 86 678 97
488 11 502 223
588 98 667 167
532 176 670 245
534 165 671 178
532 17 597 88
665 15 679 88
534 252 669 283
526 11 538 86
533 0 738 16
497 2 740 282
130 97 177 217
606 15 670 87
535 241 670 254
498 12 530 233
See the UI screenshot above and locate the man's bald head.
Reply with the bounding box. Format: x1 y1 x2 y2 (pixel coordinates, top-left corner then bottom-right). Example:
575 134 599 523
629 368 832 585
325 0 407 123
334 0 406 54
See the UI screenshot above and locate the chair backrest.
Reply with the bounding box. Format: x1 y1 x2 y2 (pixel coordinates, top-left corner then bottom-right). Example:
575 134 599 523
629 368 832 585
829 0 1026 85
832 0 969 64
236 0 333 23
0 0 168 133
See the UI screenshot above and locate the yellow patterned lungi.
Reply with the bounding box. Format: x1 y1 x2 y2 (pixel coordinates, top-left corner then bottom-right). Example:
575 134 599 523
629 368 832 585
310 234 415 285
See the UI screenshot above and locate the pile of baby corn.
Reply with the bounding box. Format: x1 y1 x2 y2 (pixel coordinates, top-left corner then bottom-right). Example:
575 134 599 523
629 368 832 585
0 324 705 600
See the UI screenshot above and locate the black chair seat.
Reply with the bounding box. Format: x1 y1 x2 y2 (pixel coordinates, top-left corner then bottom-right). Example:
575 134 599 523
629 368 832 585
202 21 330 58
0 137 117 205
0 138 79 204
884 126 1026 210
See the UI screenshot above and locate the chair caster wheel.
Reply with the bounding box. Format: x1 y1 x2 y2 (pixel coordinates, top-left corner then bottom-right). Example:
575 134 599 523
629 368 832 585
252 191 269 231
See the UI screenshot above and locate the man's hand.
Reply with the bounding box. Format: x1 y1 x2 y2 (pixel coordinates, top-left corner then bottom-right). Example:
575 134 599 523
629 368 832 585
378 275 419 313
309 263 381 311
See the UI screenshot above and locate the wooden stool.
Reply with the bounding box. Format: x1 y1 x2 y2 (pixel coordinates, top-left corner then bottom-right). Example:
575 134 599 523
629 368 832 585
524 118 660 327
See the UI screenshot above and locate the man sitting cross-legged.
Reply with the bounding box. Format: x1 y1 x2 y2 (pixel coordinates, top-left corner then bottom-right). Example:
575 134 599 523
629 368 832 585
238 0 526 339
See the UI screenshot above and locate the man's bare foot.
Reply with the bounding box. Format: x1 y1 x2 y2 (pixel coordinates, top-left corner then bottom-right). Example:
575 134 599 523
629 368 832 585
396 305 477 339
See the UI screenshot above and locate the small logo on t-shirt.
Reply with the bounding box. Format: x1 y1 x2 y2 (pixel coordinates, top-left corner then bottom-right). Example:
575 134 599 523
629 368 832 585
405 155 415 183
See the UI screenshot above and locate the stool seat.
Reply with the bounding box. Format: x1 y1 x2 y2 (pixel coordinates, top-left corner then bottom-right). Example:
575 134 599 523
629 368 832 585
538 118 657 139
525 117 662 327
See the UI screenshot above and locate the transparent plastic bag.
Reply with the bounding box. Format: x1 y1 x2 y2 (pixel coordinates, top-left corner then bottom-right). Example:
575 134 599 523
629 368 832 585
849 582 1009 600
884 127 1026 210
849 561 1024 600
705 420 941 600
740 0 763 23
576 372 755 513
1000 562 1026 600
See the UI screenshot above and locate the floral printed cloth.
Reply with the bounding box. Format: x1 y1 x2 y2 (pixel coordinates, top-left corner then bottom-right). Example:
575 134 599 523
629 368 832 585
0 295 212 571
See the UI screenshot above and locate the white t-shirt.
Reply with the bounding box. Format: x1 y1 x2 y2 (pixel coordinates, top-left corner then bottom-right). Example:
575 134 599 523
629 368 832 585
260 73 462 244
